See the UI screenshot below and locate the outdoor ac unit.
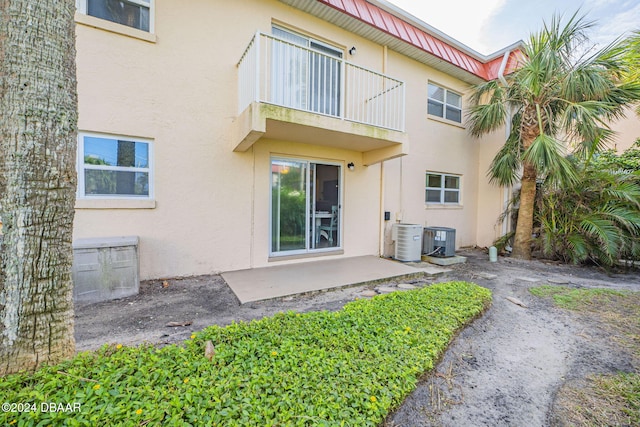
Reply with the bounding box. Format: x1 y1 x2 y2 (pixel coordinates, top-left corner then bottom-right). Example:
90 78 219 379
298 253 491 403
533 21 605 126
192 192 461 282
392 223 423 262
423 227 456 257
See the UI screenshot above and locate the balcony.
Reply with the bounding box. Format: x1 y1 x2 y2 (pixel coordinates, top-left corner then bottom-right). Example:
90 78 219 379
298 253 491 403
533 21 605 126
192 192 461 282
233 32 408 165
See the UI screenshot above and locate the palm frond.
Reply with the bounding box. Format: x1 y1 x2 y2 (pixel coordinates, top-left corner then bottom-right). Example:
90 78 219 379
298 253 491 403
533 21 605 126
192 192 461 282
569 122 615 162
561 101 611 135
548 10 594 56
467 80 508 137
487 124 522 186
600 82 640 121
467 103 508 138
598 205 640 234
525 11 594 81
468 79 505 106
493 231 515 253
522 134 577 185
580 216 621 260
566 233 590 263
562 32 640 121
538 215 559 257
534 140 640 265
602 182 640 208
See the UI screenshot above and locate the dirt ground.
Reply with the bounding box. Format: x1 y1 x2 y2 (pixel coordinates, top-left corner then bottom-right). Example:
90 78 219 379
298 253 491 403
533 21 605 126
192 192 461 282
74 249 640 426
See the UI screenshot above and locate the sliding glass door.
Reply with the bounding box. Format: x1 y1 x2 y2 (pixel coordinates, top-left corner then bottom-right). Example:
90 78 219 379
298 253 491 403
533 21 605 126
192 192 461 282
271 26 342 117
308 40 341 116
271 160 308 252
271 158 341 255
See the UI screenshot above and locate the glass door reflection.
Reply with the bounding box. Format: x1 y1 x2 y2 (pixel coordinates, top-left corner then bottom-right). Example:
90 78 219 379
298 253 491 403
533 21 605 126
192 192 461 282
271 159 341 255
271 160 308 253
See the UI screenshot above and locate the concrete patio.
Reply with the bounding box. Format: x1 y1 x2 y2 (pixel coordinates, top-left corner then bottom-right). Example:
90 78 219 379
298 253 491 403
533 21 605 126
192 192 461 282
222 255 435 303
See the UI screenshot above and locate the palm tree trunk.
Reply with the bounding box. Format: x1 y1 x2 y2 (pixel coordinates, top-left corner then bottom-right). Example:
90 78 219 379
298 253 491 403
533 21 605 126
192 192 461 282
0 0 78 375
511 106 541 260
512 161 537 259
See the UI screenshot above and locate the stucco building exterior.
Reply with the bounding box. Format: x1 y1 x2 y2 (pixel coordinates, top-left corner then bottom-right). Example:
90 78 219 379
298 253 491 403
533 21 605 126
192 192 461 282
71 0 635 281
612 108 640 151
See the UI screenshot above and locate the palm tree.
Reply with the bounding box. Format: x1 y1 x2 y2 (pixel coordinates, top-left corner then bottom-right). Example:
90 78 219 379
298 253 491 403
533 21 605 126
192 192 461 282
0 0 77 374
537 160 640 266
468 12 640 259
624 31 640 116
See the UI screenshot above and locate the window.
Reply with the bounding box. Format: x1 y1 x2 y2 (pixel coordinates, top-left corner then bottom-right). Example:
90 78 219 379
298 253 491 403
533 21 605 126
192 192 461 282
77 0 152 32
428 83 462 123
426 173 460 204
78 133 153 199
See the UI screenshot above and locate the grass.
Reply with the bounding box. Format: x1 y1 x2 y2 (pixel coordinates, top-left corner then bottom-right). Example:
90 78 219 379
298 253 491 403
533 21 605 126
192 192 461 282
528 285 630 310
553 373 640 426
530 285 640 426
0 281 491 426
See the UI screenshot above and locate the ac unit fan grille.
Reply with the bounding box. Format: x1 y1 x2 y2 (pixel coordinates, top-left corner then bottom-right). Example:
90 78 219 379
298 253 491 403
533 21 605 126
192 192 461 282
423 227 456 257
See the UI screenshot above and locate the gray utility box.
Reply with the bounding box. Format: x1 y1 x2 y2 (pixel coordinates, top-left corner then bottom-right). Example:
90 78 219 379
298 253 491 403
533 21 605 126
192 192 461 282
72 236 139 304
423 227 456 257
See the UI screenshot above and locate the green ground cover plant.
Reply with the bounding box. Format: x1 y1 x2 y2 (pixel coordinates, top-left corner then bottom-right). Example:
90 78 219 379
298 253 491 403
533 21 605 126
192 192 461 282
0 281 490 426
530 285 640 425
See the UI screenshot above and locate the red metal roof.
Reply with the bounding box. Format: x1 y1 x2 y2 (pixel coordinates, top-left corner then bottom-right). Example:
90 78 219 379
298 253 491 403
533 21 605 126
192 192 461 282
319 0 520 81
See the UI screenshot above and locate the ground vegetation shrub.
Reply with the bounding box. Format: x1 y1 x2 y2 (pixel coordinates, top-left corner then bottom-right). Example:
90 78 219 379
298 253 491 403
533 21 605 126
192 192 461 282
1 281 490 426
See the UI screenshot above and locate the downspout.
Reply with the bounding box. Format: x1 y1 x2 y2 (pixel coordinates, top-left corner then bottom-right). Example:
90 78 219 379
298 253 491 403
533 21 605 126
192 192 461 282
497 50 510 86
497 50 511 133
497 50 512 239
250 146 256 268
379 45 389 257
379 162 386 256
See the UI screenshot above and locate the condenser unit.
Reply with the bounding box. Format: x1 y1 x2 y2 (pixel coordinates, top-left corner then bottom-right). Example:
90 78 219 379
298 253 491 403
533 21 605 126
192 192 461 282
423 227 456 257
392 223 423 262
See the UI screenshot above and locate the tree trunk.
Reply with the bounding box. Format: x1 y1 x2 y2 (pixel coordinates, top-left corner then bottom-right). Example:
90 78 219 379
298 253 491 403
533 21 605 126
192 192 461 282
0 0 78 375
511 107 540 260
512 161 537 260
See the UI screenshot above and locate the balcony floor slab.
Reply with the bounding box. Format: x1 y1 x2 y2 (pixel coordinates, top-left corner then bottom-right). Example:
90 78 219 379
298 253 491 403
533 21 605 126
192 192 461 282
233 102 408 165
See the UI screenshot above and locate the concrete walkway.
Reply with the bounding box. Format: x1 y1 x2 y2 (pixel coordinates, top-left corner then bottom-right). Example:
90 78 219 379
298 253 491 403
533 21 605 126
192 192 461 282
221 255 425 303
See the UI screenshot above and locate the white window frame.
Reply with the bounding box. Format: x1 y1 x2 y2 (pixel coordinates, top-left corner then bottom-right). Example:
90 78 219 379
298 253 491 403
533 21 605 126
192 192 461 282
427 82 462 123
77 131 154 200
425 172 461 205
76 0 155 33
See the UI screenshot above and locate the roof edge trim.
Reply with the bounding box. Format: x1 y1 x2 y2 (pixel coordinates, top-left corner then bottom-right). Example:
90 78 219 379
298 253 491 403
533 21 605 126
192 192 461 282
369 0 523 61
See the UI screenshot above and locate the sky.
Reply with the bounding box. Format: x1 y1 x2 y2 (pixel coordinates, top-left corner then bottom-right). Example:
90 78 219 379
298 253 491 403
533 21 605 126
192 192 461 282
387 0 640 55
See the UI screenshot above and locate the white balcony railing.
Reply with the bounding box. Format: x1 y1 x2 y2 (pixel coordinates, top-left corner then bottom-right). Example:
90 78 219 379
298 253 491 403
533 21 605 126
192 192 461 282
238 32 405 132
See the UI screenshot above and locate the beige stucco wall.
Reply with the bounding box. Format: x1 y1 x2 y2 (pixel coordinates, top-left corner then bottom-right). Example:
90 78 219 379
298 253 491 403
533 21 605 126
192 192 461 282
474 129 511 248
611 107 640 151
381 50 506 254
73 0 512 280
73 0 397 279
